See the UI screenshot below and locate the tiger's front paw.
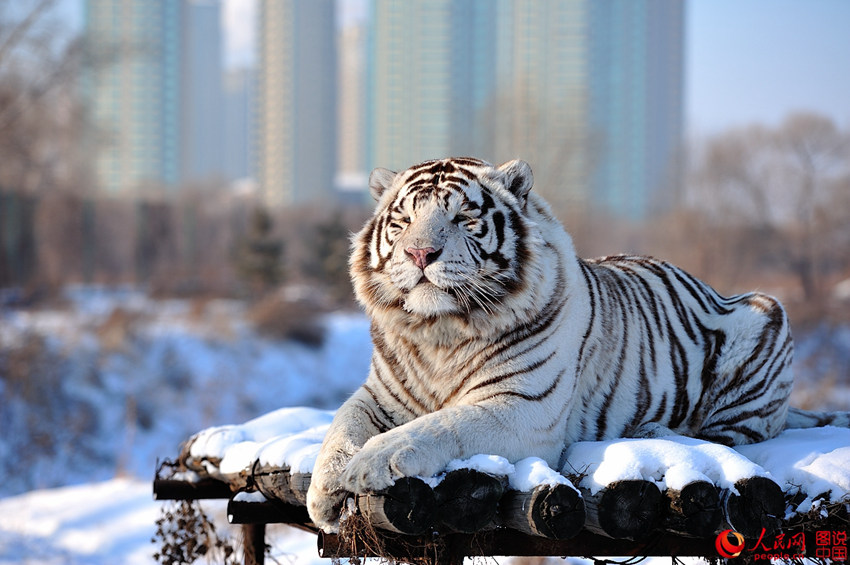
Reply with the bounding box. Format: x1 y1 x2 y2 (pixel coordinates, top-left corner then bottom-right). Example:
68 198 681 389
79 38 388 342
307 449 353 532
307 478 348 533
341 433 442 493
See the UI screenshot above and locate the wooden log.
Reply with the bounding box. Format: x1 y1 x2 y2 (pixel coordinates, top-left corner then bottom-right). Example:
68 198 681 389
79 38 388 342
251 466 312 507
663 480 722 538
251 468 299 506
500 484 585 539
227 492 311 525
289 472 312 505
433 469 505 533
242 523 265 565
318 528 722 559
582 480 663 540
357 477 437 535
722 476 784 538
153 477 234 500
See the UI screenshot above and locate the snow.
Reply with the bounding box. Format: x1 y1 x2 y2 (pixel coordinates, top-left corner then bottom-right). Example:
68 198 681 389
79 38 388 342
186 425 580 494
0 289 370 496
2 287 850 564
736 426 850 502
0 478 327 565
565 436 769 495
0 479 158 565
188 407 334 475
511 457 577 492
564 428 850 503
233 490 268 503
446 454 516 477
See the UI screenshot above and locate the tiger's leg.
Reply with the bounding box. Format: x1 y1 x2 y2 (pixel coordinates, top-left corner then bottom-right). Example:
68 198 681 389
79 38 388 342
631 422 679 439
306 385 395 532
695 295 794 446
784 407 850 429
340 401 565 496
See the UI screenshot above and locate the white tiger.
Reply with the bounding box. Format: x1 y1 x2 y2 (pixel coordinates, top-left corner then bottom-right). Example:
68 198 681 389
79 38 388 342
307 157 849 532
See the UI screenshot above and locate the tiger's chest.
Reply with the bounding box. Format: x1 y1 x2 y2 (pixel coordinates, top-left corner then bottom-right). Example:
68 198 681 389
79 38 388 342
388 339 486 409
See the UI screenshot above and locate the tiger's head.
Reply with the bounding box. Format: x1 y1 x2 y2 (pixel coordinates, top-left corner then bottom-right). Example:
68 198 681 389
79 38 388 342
351 158 548 328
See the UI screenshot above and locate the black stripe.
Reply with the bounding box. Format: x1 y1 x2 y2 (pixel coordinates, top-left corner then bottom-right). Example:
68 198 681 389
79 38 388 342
465 349 557 396
489 369 566 401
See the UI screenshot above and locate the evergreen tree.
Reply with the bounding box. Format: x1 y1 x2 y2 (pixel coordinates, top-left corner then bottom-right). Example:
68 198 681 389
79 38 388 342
304 210 353 305
236 207 283 298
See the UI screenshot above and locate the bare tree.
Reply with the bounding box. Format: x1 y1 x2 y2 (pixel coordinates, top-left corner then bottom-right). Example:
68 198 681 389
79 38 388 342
775 114 850 299
686 113 850 303
0 0 94 195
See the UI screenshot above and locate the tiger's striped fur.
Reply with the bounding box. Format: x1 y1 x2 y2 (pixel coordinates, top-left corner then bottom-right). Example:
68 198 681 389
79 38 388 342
306 157 847 532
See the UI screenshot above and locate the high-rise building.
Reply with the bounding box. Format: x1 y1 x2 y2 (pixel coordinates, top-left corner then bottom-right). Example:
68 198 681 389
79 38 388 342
587 1 685 218
85 0 183 193
256 0 337 207
337 24 367 183
488 0 590 213
84 0 225 194
367 0 497 172
182 0 225 183
364 0 685 219
223 67 254 182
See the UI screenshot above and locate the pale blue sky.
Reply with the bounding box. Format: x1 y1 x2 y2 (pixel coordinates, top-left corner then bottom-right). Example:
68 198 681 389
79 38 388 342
59 0 849 136
687 0 850 134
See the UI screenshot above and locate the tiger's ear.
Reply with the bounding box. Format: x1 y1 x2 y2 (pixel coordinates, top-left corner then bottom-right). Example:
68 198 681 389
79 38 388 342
369 167 397 201
496 159 534 203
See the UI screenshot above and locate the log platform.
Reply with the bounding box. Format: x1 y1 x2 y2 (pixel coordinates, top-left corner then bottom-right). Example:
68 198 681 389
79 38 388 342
153 460 849 564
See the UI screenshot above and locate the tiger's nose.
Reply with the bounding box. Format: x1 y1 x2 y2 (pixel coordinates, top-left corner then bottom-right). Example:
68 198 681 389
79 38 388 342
405 246 442 270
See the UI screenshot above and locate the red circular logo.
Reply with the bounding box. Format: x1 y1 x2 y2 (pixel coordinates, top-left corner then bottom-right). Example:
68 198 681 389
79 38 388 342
716 529 746 558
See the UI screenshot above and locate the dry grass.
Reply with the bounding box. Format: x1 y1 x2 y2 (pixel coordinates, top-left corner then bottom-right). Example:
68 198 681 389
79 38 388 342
248 294 326 348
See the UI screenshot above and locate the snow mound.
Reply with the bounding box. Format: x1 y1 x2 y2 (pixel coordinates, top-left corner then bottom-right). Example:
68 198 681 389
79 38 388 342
565 435 768 495
564 428 850 503
187 407 334 475
735 426 850 502
0 479 158 565
185 407 850 508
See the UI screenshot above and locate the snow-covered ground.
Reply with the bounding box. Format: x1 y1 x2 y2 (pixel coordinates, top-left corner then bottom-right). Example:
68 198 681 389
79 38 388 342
0 478 325 565
1 287 848 563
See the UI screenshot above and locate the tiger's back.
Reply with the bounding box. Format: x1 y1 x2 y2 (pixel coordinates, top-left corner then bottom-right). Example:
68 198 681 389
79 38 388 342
306 157 817 532
568 254 793 446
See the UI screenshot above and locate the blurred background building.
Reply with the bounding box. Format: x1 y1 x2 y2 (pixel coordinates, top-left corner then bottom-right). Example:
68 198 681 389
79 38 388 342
255 0 337 207
365 0 684 218
587 1 685 218
84 0 186 193
81 0 684 217
367 1 497 175
181 0 225 184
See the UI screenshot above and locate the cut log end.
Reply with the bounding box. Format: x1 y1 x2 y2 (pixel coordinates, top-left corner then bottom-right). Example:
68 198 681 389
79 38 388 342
502 484 586 539
665 481 722 538
358 476 436 535
584 480 663 540
434 468 505 533
723 476 784 538
532 484 585 539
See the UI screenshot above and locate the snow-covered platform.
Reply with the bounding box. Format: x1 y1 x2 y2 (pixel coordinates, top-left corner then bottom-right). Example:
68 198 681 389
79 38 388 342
154 407 850 563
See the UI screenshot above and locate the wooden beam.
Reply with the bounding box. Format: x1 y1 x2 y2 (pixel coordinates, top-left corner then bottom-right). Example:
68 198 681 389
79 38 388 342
242 523 265 565
153 478 233 500
317 528 720 559
227 495 311 525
